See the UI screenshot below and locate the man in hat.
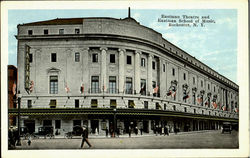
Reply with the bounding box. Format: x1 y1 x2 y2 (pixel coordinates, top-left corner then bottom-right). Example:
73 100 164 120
80 125 92 148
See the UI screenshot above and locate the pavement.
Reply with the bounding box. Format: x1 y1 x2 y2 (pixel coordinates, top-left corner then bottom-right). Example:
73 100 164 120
14 130 238 149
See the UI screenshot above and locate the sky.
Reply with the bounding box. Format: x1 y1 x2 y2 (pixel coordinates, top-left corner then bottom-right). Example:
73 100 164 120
8 9 237 83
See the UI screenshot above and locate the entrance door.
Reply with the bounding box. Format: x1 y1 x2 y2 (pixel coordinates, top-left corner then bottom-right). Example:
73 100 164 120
143 121 149 133
91 120 99 134
24 120 35 134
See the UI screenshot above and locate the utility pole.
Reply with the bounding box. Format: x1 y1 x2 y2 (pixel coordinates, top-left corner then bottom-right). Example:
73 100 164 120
16 95 21 146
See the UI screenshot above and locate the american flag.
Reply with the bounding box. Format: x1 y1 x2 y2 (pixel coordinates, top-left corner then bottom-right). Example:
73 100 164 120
29 81 34 93
65 83 70 93
80 84 84 93
153 86 159 94
12 82 16 95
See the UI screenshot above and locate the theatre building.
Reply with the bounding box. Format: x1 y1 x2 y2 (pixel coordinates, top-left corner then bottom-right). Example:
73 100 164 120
9 13 239 136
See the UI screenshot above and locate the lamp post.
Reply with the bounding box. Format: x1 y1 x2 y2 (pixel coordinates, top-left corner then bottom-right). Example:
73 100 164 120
113 108 117 138
16 93 22 146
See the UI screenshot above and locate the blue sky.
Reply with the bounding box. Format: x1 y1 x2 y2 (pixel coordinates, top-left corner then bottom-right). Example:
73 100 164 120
8 9 237 83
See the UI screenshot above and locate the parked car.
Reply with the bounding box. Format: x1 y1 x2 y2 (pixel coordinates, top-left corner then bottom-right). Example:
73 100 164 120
64 125 83 139
33 126 54 138
221 122 232 134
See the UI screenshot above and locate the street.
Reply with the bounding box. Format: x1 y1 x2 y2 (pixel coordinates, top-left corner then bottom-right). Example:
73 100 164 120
15 130 238 149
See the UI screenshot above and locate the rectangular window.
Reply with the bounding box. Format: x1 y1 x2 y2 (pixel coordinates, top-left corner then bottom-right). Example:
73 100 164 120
110 54 116 63
164 104 167 110
152 61 156 70
43 120 52 126
128 100 135 108
173 105 176 111
91 99 98 107
109 76 116 93
50 76 58 94
75 52 80 62
51 53 57 62
193 93 196 105
75 28 80 34
184 107 187 112
214 86 216 92
127 55 132 65
141 58 145 67
49 100 56 108
163 64 165 72
172 68 175 76
201 80 203 87
92 54 98 63
59 29 64 34
140 79 146 95
44 29 48 35
73 120 81 126
75 99 79 108
110 100 117 108
55 120 61 129
193 77 195 84
144 101 148 109
27 100 32 108
28 30 33 35
91 76 99 93
208 84 210 90
184 73 186 80
125 77 133 94
29 54 33 63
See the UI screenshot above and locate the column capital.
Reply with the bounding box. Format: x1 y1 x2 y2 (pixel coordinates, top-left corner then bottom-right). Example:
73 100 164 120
100 47 108 51
118 48 126 52
135 50 142 55
148 54 154 58
81 47 89 51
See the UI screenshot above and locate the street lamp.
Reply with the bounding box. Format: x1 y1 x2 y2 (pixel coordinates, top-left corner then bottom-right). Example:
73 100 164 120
16 92 22 146
113 108 117 138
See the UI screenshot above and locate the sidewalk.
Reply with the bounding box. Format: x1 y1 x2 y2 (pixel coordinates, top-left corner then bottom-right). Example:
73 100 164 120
51 130 219 139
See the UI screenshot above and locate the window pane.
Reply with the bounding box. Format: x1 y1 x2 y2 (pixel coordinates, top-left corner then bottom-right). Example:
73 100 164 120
127 56 131 64
110 54 115 63
75 52 80 62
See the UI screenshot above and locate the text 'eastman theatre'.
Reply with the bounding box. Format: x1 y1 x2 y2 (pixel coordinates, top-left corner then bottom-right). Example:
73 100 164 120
9 12 239 136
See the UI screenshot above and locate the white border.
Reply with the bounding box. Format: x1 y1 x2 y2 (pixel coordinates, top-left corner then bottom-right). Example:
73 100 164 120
1 1 249 158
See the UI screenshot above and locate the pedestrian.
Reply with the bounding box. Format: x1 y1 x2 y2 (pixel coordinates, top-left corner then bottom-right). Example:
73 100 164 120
164 126 167 136
140 128 143 135
128 126 131 137
80 126 92 148
27 137 31 146
135 126 138 135
105 127 108 137
116 127 120 137
166 125 170 136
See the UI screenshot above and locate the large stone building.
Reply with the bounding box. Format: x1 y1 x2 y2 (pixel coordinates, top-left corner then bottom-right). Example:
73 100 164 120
9 13 239 136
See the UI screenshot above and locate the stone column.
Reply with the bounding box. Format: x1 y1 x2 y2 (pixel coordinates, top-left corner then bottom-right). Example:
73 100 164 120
100 47 107 93
119 49 125 93
81 48 89 93
134 51 141 94
148 120 153 134
147 54 153 96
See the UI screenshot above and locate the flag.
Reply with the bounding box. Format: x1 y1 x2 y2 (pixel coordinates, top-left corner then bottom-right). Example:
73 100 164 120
12 82 16 95
167 90 172 96
171 91 176 97
235 108 239 113
140 85 145 94
153 86 159 94
197 97 202 104
183 94 189 100
29 81 34 93
223 106 226 111
80 84 84 93
212 102 217 109
65 83 70 93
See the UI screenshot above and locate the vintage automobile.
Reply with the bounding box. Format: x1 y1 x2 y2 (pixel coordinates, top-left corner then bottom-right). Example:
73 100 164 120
64 125 83 139
33 126 55 138
8 126 19 149
221 122 232 134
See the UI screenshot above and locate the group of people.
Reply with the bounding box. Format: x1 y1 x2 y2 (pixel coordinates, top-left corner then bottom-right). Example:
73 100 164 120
154 125 172 136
